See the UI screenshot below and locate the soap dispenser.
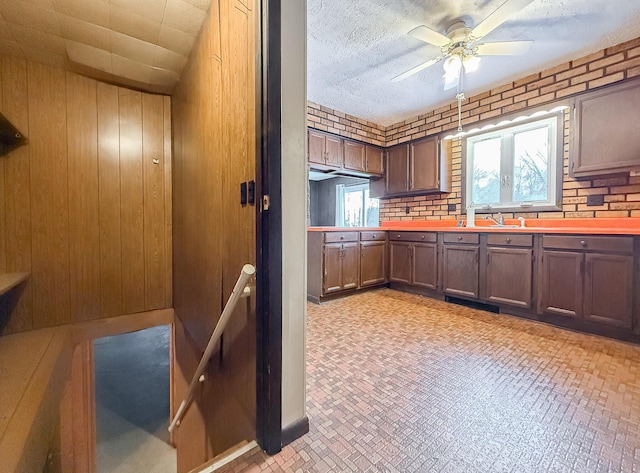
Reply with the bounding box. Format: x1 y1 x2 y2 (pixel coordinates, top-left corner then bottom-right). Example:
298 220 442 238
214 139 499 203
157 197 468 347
467 202 475 228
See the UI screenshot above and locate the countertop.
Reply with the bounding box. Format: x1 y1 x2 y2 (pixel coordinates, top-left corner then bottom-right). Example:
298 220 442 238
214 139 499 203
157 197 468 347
308 218 640 235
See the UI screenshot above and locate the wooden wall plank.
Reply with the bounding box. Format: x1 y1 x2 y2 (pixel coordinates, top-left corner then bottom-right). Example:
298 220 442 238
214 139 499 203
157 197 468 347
142 93 165 310
163 97 173 308
2 55 33 332
0 54 6 273
118 88 145 315
97 82 123 318
66 73 101 323
28 62 70 328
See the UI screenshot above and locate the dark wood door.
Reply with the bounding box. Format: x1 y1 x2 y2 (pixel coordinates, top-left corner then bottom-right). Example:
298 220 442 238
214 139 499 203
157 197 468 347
386 144 409 195
343 141 365 172
342 242 359 290
410 136 439 192
583 253 634 329
486 247 533 308
360 241 387 287
308 129 326 165
323 243 343 293
365 145 384 175
389 241 412 284
413 243 438 290
442 245 479 299
325 134 343 168
369 175 386 199
540 250 583 319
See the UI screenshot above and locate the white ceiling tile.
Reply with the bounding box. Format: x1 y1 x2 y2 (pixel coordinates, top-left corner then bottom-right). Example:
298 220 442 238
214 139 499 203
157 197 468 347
110 0 167 23
110 31 157 65
157 23 196 57
162 0 206 37
58 14 111 51
153 46 187 72
110 7 161 45
20 44 66 68
181 0 209 11
111 53 153 84
66 39 112 73
0 39 24 58
53 0 110 29
149 66 180 87
0 1 61 35
8 23 66 55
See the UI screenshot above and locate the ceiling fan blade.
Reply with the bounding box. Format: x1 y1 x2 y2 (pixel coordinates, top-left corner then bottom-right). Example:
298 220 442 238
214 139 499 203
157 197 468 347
408 25 451 47
470 0 534 40
391 57 442 83
476 40 533 55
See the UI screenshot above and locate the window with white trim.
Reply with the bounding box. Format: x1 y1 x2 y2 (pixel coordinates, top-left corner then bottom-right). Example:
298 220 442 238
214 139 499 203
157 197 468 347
464 113 563 211
336 183 380 227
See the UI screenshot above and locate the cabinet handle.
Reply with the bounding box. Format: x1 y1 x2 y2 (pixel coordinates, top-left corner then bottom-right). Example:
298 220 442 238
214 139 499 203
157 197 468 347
421 235 425 240
586 261 591 275
580 240 586 247
487 253 490 264
458 236 463 241
373 234 376 238
506 238 511 243
340 236 344 240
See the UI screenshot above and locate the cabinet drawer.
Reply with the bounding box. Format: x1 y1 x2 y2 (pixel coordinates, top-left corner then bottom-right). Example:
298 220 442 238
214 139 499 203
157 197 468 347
542 235 633 253
486 234 533 247
389 232 437 243
324 232 359 243
443 233 479 244
360 231 386 241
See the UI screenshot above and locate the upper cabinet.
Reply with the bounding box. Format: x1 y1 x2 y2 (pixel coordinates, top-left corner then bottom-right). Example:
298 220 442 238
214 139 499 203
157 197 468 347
308 128 384 177
380 136 451 198
570 78 640 178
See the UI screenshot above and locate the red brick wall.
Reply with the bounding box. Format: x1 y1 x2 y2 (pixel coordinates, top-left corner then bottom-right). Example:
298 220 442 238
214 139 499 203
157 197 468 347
379 37 640 222
307 101 386 146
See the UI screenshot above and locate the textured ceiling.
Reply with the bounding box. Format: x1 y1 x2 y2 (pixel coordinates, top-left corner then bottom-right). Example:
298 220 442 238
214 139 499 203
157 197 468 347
308 0 640 126
0 0 211 94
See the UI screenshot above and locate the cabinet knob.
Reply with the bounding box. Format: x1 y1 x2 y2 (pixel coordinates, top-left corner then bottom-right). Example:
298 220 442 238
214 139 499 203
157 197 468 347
373 234 376 238
506 237 511 243
458 236 462 241
340 236 344 240
397 234 401 238
421 235 425 240
580 240 586 246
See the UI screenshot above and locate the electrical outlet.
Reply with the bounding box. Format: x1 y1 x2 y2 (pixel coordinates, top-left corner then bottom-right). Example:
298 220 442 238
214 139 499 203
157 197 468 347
405 206 410 214
448 204 456 212
586 194 604 206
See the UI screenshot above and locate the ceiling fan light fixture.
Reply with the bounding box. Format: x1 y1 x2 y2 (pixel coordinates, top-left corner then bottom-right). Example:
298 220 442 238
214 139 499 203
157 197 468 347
442 55 462 76
462 55 481 73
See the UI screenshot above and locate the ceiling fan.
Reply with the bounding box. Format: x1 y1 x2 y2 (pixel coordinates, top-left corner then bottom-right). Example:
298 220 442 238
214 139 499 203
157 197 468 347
392 0 535 89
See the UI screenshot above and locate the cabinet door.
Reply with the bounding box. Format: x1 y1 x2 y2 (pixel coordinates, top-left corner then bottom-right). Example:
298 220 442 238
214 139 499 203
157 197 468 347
389 241 412 284
343 141 365 172
540 250 583 319
308 130 326 165
442 245 479 298
365 145 384 175
325 134 343 168
342 242 359 290
386 145 409 195
369 175 386 199
571 79 640 177
410 136 439 192
583 253 633 329
413 242 438 290
323 243 343 293
360 241 387 287
486 247 533 308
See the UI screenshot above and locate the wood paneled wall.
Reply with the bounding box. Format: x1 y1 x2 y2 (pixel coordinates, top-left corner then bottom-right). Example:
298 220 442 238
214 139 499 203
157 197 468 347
171 0 257 470
0 54 172 334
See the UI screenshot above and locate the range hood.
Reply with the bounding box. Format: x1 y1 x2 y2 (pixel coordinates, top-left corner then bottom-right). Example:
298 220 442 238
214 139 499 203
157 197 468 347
0 112 27 157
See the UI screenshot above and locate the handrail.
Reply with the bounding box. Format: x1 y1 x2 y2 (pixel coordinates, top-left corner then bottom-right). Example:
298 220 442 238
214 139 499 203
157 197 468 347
168 264 256 433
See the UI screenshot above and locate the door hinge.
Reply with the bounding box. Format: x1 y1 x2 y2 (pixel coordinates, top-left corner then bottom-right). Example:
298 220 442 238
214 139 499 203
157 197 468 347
262 194 270 211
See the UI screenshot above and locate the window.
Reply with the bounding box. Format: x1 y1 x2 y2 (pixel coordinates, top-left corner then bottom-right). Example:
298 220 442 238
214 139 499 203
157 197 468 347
336 183 380 227
464 113 563 211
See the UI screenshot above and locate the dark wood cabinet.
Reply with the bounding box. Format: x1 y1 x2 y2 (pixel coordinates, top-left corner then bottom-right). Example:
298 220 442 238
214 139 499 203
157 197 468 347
539 236 634 329
344 141 365 172
360 241 387 287
325 134 343 168
389 232 438 289
323 242 358 293
410 136 439 192
570 78 640 177
307 129 343 169
413 242 438 290
308 129 326 166
386 145 410 195
389 241 412 284
485 234 534 309
365 145 384 175
442 233 480 299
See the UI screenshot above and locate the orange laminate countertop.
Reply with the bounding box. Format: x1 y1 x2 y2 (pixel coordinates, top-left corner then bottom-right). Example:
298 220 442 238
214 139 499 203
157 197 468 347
308 218 640 235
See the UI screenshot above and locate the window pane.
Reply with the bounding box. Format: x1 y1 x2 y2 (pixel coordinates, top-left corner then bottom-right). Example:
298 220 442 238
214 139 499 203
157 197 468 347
344 189 364 227
471 137 501 205
513 127 549 202
364 190 380 227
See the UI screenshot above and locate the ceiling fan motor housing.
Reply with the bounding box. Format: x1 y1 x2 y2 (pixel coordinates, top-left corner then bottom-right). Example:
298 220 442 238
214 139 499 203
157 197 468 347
444 22 476 57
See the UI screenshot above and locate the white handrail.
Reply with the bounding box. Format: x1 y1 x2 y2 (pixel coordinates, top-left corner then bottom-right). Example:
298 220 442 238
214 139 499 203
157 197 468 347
168 264 256 433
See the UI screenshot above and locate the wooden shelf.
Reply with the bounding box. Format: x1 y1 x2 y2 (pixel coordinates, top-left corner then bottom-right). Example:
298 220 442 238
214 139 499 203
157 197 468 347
0 272 29 297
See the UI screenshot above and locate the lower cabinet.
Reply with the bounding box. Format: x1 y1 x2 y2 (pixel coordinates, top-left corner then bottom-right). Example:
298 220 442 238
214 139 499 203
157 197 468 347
539 236 634 329
323 242 358 294
360 240 387 287
485 234 533 309
442 233 479 299
389 232 438 289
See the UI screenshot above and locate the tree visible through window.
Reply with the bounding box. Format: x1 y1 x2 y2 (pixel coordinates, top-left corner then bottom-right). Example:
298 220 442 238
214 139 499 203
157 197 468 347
336 183 380 227
466 114 561 211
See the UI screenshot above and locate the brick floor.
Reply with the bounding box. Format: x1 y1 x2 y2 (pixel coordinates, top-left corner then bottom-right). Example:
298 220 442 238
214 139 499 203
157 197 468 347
218 289 640 472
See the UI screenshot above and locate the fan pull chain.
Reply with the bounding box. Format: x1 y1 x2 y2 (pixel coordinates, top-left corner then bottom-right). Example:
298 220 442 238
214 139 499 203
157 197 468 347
455 68 465 132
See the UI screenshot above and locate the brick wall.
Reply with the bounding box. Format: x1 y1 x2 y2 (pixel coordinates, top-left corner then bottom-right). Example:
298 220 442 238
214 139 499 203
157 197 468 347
379 36 640 222
307 101 386 146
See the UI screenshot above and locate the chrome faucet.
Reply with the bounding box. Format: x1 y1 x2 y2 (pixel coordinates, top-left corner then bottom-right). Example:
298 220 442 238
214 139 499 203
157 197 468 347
485 213 504 225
